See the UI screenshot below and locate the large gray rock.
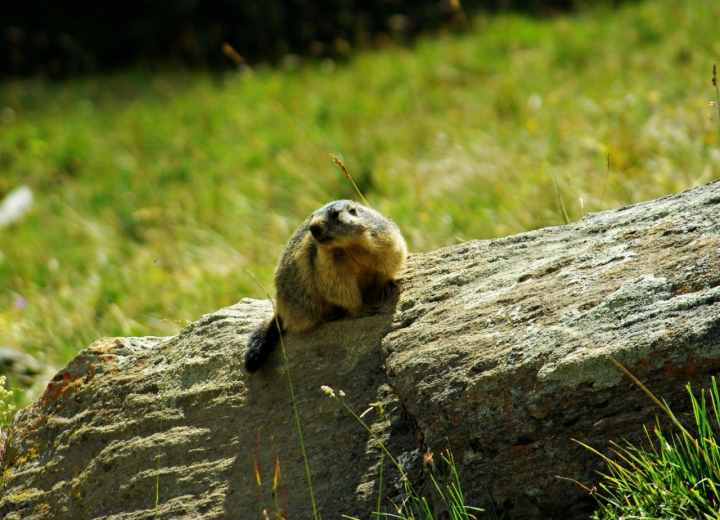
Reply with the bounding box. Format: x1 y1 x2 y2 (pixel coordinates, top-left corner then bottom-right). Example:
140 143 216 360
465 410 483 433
2 181 720 519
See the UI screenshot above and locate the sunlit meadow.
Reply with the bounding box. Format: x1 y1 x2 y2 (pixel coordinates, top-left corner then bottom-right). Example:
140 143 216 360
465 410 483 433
0 0 719 406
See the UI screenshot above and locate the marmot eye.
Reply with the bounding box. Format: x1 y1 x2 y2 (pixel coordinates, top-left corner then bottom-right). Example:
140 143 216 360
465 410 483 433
331 210 340 219
348 207 357 215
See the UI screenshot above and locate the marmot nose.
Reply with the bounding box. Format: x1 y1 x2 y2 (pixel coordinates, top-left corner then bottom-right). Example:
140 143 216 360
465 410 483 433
309 223 323 240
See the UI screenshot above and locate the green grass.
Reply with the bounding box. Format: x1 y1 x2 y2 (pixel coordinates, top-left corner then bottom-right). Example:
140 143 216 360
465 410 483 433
580 375 720 519
322 386 486 520
1 0 719 407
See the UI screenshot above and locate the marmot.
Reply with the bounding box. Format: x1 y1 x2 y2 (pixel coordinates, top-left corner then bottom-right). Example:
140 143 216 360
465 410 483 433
244 200 407 372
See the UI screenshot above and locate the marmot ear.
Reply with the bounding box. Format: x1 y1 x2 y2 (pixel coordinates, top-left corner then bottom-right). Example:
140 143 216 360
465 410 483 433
348 204 357 215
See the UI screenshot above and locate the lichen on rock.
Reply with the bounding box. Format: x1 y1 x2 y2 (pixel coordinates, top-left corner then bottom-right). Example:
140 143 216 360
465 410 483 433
2 181 720 519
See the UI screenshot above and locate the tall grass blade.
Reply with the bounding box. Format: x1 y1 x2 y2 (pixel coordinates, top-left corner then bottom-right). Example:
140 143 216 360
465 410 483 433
247 270 319 520
550 173 570 224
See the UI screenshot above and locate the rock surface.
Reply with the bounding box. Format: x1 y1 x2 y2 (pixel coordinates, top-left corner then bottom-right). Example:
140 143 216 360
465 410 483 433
2 180 720 519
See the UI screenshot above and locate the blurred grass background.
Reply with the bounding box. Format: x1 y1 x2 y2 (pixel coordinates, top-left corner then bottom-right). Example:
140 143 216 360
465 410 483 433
1 0 719 406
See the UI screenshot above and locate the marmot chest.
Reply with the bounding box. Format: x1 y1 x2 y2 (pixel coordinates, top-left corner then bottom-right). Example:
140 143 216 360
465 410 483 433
327 245 381 289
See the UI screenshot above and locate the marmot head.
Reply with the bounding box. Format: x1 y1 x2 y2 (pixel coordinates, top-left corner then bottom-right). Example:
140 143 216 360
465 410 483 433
308 200 372 245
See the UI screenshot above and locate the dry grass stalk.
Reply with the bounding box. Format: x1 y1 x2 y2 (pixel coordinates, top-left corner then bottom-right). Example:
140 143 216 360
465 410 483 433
712 62 720 130
329 153 370 208
600 153 610 211
550 173 570 225
449 0 467 23
222 43 246 67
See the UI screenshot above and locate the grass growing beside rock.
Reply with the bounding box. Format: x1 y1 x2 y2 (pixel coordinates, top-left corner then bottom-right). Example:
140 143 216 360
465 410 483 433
0 376 15 491
322 386 487 520
1 0 720 408
580 374 720 519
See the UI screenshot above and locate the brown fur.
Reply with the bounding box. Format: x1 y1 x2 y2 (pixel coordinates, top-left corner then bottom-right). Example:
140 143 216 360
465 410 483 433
244 200 407 372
